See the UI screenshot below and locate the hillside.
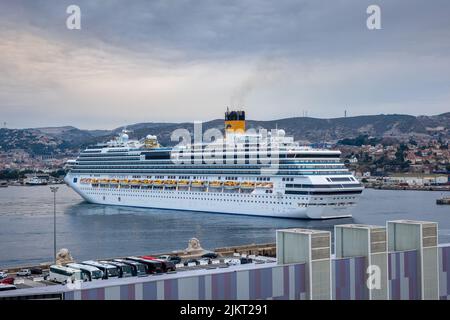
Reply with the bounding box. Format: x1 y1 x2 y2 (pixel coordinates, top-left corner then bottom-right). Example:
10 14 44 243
114 113 450 146
0 113 448 155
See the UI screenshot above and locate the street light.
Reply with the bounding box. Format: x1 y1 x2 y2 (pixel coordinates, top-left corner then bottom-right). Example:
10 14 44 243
50 186 59 265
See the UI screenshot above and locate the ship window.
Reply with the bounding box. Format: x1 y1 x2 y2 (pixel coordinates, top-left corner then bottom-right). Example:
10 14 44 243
73 178 78 183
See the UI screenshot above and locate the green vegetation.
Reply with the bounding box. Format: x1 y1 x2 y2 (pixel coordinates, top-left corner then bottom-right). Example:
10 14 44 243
0 169 32 180
49 169 67 178
338 135 381 146
0 169 65 180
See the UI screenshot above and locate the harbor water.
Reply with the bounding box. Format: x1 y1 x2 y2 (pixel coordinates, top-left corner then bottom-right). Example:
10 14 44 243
0 185 449 268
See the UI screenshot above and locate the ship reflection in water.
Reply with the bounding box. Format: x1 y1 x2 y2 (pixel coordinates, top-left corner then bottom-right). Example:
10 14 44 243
0 185 449 268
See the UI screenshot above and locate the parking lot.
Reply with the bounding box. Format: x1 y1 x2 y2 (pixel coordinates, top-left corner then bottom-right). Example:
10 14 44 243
1 253 276 292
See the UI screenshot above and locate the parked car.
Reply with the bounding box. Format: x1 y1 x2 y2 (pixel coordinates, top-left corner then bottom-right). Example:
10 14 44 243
158 255 171 261
201 252 218 259
183 259 200 266
158 255 182 265
0 277 14 285
240 257 253 264
0 271 7 280
168 256 182 264
16 269 31 277
225 258 241 266
30 267 43 275
198 258 212 265
161 260 176 272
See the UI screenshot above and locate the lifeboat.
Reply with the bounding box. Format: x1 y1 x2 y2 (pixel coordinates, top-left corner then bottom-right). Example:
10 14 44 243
142 179 153 185
164 180 176 187
256 182 273 188
153 180 163 186
223 181 239 189
209 181 223 188
240 181 256 189
177 180 190 186
91 179 99 184
99 178 110 183
191 180 204 187
109 179 119 184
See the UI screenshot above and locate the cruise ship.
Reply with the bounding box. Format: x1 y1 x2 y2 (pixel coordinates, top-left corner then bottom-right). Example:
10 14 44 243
64 110 363 219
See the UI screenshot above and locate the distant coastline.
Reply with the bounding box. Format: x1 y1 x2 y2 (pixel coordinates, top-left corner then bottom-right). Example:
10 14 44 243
365 184 450 192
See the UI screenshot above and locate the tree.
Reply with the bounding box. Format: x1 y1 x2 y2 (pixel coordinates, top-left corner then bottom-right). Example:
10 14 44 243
0 169 19 180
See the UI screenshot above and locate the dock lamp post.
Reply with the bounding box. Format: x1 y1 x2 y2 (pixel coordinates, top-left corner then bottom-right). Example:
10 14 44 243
50 186 59 264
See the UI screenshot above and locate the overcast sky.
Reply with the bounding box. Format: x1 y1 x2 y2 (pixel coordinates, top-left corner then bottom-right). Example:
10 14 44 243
0 0 449 129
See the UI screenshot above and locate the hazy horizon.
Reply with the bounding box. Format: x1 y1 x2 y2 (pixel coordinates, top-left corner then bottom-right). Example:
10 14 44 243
1 1 449 129
2 110 444 131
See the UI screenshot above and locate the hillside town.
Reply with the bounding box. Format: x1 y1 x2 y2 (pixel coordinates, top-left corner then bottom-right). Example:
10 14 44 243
1 134 449 189
340 139 450 174
339 139 450 189
0 149 72 183
1 112 449 188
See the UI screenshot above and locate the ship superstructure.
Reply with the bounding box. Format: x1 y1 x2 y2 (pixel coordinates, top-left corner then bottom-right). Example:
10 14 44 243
64 111 363 219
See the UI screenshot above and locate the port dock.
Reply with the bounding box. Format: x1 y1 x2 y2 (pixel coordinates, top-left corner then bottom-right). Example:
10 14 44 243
2 219 450 300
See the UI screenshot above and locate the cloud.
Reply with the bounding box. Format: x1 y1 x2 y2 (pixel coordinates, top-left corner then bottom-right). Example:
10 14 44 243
0 0 449 128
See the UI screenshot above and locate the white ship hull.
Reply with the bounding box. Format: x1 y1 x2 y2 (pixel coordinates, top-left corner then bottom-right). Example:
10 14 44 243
65 175 357 219
64 114 363 220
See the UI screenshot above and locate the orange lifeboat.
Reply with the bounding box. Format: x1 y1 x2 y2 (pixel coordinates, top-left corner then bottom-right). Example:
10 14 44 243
191 180 204 187
209 181 223 188
223 181 239 189
164 180 176 187
177 180 190 186
240 181 256 189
